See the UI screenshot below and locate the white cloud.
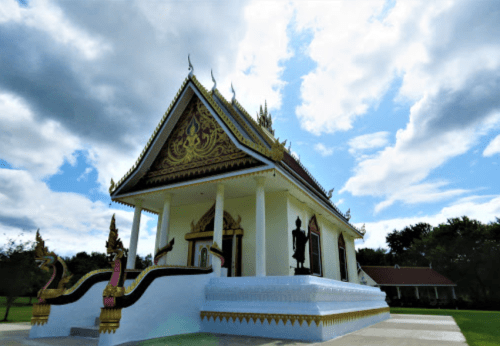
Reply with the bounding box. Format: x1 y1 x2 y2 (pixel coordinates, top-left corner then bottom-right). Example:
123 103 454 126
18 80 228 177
484 134 500 156
77 167 93 182
0 93 81 178
314 143 334 157
355 194 500 250
0 168 156 257
348 131 390 155
297 0 500 210
0 0 110 60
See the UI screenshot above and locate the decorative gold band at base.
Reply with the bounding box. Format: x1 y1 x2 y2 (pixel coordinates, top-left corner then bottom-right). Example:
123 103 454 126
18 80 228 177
201 307 389 328
31 303 51 326
99 308 122 334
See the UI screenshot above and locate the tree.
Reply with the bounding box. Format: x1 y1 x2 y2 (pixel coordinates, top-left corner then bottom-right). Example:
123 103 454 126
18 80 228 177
356 247 391 266
416 217 500 305
65 251 112 287
386 223 432 266
0 235 48 321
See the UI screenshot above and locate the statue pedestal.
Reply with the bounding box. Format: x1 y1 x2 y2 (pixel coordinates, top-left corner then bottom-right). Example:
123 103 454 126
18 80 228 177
294 267 310 276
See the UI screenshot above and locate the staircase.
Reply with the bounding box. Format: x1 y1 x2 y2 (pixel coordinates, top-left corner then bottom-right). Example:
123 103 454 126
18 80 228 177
69 317 100 339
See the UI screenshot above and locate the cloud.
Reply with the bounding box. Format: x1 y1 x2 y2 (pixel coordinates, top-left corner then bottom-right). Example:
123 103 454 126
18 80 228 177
0 168 156 257
348 131 390 156
356 194 500 250
484 134 500 156
290 0 500 210
0 93 81 177
0 0 295 193
314 143 334 157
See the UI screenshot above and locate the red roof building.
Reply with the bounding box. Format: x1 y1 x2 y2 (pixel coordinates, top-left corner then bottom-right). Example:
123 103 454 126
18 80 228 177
358 265 457 303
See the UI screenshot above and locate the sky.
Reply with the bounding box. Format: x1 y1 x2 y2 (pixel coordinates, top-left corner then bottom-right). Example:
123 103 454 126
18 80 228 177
1 0 500 259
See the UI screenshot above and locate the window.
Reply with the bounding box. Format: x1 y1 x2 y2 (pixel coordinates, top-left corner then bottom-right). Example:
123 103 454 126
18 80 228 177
338 233 348 281
308 215 322 276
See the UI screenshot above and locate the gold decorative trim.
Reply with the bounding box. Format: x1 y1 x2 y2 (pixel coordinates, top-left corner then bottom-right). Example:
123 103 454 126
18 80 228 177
31 303 51 326
113 168 274 208
232 97 275 147
201 307 389 328
185 229 244 240
38 288 65 300
124 265 212 294
146 156 258 185
64 269 113 295
99 308 122 334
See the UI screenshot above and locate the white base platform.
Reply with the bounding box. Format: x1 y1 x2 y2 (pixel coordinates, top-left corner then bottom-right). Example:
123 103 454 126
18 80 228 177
200 276 390 342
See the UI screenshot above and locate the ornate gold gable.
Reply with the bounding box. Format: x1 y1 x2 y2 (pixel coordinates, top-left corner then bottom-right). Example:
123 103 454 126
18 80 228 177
145 96 259 185
190 203 241 233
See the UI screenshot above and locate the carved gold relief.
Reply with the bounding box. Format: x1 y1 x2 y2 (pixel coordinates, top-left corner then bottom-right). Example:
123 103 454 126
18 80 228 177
201 307 389 328
190 204 241 233
31 303 51 326
99 308 122 334
146 97 256 184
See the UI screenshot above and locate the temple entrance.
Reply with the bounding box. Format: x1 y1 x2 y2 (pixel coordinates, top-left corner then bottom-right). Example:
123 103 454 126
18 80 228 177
185 204 243 276
193 238 233 275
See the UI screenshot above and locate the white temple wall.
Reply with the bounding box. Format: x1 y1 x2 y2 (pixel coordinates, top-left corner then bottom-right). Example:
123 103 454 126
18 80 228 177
265 191 289 276
318 218 341 281
165 200 214 266
286 194 311 271
345 234 360 284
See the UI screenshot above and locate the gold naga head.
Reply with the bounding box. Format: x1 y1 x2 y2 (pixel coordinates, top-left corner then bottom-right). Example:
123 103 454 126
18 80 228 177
106 214 125 260
34 230 57 272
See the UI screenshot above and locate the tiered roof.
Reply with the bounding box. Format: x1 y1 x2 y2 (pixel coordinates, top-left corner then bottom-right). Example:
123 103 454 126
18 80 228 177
109 73 359 234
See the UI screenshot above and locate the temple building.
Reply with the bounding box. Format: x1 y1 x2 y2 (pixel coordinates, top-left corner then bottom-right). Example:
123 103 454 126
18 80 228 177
109 71 365 282
30 65 388 346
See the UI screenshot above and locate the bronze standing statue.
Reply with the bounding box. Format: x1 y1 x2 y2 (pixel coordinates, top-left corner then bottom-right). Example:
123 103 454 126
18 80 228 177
292 216 310 275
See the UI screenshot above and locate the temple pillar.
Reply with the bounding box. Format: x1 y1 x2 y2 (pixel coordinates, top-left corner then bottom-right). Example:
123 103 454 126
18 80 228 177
435 286 439 299
127 199 143 269
415 286 420 299
255 177 266 277
213 184 224 277
155 211 163 255
396 286 401 299
158 193 172 266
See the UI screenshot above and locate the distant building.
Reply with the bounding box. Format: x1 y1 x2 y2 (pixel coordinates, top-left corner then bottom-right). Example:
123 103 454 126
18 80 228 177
358 265 457 306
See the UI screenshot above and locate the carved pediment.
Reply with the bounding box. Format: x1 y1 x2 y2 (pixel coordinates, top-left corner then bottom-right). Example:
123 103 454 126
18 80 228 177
144 96 258 185
190 203 242 233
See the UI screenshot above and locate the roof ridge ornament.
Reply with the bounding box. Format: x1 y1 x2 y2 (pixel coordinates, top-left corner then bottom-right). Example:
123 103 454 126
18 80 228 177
327 188 334 199
211 69 216 92
231 83 236 103
345 208 351 221
188 54 194 78
258 100 275 135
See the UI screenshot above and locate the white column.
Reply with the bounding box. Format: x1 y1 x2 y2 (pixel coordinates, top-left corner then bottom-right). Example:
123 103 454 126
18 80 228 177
435 286 439 299
397 286 401 299
213 184 224 277
452 286 456 300
127 199 143 269
158 193 172 266
155 211 163 254
255 177 266 277
415 286 420 299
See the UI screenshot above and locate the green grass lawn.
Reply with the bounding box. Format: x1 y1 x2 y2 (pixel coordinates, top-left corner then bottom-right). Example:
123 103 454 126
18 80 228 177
391 307 500 346
0 296 35 323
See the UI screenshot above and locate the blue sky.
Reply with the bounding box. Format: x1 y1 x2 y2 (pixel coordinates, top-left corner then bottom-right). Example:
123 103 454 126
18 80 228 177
1 0 500 258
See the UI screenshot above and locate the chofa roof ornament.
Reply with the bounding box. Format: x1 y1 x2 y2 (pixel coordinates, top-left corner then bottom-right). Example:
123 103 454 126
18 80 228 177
211 69 217 92
327 188 334 199
231 83 236 103
188 54 194 78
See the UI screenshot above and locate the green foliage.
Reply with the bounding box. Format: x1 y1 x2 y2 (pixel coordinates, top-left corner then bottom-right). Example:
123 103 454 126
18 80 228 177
386 222 432 266
65 251 112 287
391 307 500 346
356 247 391 266
0 235 48 321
